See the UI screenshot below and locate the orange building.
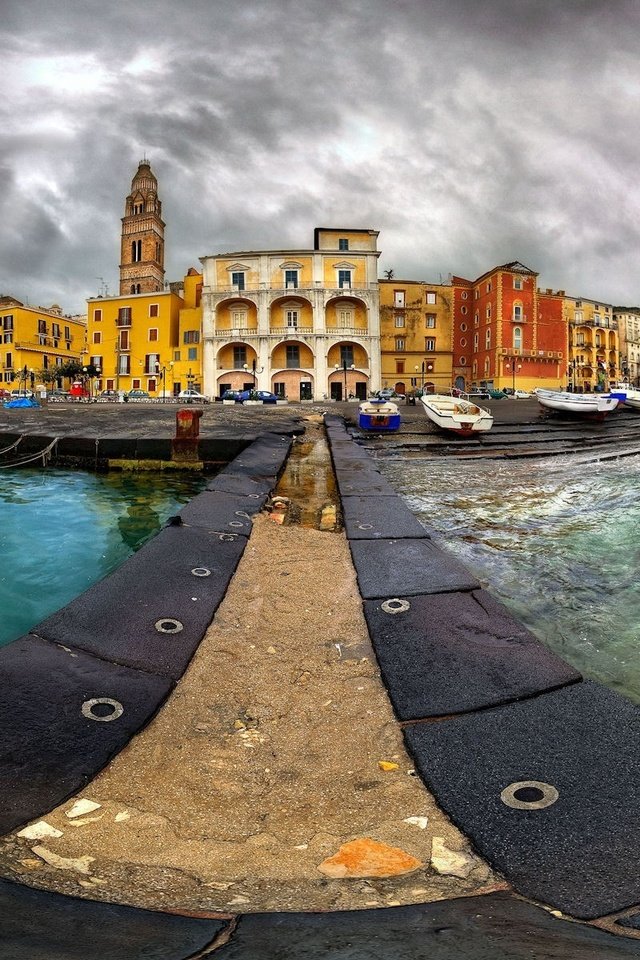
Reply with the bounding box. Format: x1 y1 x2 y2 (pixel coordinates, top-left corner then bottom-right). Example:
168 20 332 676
451 262 565 393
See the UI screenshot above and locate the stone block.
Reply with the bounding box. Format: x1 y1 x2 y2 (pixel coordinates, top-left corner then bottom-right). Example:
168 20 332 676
350 539 479 599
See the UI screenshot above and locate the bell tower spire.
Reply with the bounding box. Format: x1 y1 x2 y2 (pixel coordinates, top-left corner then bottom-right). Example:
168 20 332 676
119 158 165 295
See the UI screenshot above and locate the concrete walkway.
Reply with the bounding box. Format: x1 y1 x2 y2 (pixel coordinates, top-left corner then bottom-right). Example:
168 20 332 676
0 402 639 957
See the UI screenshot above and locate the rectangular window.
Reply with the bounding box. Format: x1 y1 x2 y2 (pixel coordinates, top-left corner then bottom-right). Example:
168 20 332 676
338 270 351 289
286 310 299 328
231 272 245 290
425 314 436 328
4 332 12 343
426 292 436 304
231 310 247 328
338 309 353 328
188 347 198 361
64 326 70 340
233 346 247 368
94 309 102 322
284 270 298 289
93 332 102 344
119 330 129 350
340 345 354 366
395 338 405 350
3 315 13 330
286 344 300 368
395 360 405 374
174 350 181 362
394 290 405 307
149 328 158 341
5 352 12 369
486 306 491 320
486 282 491 293
118 355 130 375
338 238 349 250
425 338 436 351
91 355 102 369
149 304 159 318
38 319 47 334
514 277 522 290
273 381 286 397
183 330 200 344
144 353 160 374
52 323 61 338
117 307 131 326
394 314 404 328
132 378 141 389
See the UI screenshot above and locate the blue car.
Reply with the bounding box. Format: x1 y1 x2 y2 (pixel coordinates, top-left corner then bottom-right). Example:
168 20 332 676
239 390 279 404
220 389 243 402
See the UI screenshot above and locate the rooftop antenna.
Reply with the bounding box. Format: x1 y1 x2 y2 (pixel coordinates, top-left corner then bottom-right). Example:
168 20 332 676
96 277 106 297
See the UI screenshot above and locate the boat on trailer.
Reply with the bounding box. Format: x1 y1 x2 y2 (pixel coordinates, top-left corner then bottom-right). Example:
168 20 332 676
535 388 619 416
357 398 401 432
419 394 493 436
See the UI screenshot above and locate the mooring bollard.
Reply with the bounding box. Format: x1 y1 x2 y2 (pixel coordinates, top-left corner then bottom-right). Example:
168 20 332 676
172 408 203 461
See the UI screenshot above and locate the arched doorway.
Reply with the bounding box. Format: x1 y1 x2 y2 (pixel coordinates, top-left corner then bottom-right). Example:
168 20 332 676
394 381 406 395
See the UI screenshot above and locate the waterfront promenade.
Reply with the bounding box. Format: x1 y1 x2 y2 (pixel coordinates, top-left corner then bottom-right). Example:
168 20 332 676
0 400 639 958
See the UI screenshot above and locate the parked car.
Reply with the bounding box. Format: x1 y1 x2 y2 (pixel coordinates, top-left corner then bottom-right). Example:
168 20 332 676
48 389 71 400
99 390 119 401
10 389 34 398
0 389 11 400
374 389 405 401
126 389 151 400
488 389 507 399
220 389 243 402
467 389 492 400
512 389 532 399
178 389 210 404
238 390 279 404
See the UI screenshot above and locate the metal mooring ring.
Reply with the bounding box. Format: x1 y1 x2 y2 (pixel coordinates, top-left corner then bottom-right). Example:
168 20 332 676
155 618 184 634
381 598 411 615
500 780 559 810
229 521 245 528
82 698 124 722
191 567 211 577
357 523 373 530
219 533 237 541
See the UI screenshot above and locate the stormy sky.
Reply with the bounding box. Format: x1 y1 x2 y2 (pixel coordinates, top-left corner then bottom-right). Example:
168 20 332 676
2 0 639 313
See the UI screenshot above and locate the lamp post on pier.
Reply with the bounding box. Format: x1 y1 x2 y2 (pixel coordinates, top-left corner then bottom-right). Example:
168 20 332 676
334 359 355 400
243 358 264 393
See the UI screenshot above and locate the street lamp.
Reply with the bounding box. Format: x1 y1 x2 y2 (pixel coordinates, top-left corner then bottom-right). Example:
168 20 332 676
243 359 263 391
334 360 355 400
29 368 35 396
505 358 522 393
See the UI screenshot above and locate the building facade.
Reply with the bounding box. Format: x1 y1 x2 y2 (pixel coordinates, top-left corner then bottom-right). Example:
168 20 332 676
451 263 565 393
565 297 619 391
0 297 86 392
200 228 381 400
379 280 454 394
612 309 640 385
120 160 165 295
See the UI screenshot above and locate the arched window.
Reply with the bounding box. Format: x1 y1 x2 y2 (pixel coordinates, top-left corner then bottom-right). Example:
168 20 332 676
513 301 523 322
513 326 523 350
485 328 491 349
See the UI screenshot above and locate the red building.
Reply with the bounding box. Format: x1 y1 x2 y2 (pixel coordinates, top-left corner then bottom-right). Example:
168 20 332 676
451 262 565 393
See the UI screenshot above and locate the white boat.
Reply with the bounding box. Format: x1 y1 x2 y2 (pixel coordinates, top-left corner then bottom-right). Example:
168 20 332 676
535 388 619 416
420 393 493 435
357 399 401 432
609 382 640 407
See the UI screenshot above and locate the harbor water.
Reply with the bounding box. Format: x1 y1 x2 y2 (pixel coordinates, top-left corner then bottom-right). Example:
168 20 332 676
0 468 206 647
378 452 640 704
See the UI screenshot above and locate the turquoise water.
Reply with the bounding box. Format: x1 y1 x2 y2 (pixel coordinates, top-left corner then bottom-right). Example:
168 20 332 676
0 469 206 647
378 453 640 704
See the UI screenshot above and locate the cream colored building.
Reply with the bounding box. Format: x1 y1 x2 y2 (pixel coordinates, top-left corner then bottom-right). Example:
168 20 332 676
200 228 381 401
565 297 619 391
613 309 640 385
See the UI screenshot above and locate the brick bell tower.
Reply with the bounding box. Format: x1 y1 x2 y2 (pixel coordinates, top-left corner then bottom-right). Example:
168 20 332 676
119 158 165 294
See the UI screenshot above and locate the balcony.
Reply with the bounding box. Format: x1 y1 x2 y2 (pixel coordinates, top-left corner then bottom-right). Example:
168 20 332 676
270 326 314 336
213 327 258 339
498 347 563 359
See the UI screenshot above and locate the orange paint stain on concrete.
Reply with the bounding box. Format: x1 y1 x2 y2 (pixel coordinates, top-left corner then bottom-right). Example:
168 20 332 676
318 838 423 879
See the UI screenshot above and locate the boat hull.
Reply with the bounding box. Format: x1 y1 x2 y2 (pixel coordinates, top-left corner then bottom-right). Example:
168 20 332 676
535 388 619 416
357 400 401 432
419 395 493 435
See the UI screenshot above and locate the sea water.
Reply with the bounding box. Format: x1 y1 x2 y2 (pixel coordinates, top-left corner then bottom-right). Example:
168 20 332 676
378 452 640 704
0 468 206 647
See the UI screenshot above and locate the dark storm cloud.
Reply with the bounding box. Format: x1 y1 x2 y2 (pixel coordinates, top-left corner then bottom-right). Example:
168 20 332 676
2 0 640 311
